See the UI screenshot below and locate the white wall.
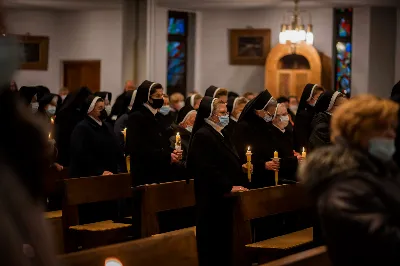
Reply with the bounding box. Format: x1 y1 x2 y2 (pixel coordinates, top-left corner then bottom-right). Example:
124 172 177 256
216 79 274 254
7 10 60 92
197 8 334 95
7 9 124 98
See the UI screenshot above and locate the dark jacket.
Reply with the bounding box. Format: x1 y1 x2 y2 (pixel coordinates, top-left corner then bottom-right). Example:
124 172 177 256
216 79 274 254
299 140 400 266
114 113 128 150
188 123 248 266
69 117 126 178
309 112 332 151
127 106 173 186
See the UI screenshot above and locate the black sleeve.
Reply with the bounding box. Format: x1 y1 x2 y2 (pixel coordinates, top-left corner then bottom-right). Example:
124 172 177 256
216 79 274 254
114 114 128 151
293 111 312 152
189 131 233 195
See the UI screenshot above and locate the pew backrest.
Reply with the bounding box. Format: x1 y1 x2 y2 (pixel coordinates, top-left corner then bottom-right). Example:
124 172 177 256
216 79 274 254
63 173 132 206
134 179 195 237
260 246 331 266
58 227 198 266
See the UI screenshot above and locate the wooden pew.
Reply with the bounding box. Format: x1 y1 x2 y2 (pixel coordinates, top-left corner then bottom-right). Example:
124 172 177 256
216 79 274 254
230 184 312 266
260 246 331 266
133 179 196 238
59 227 198 266
62 173 132 252
45 210 64 254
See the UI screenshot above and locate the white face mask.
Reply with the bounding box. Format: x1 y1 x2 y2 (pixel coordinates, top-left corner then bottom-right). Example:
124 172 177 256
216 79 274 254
31 102 39 114
185 126 193 133
61 95 67 102
105 105 112 116
46 105 56 116
280 115 289 123
178 101 185 110
369 137 396 162
289 105 298 113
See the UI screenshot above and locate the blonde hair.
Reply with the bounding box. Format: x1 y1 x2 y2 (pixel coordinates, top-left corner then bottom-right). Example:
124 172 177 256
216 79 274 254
170 92 184 104
331 94 399 145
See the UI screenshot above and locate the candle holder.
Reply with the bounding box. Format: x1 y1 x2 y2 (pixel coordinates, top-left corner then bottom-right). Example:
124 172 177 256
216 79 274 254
271 157 281 186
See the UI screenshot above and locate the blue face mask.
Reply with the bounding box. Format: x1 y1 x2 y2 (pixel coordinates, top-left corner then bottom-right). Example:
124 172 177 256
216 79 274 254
159 106 171 116
46 105 56 116
218 115 230 128
368 137 396 162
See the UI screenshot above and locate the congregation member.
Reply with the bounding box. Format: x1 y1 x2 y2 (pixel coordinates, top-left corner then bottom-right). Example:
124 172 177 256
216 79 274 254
288 95 299 117
19 86 38 110
55 86 92 166
277 96 295 130
36 85 50 101
243 91 256 101
59 87 69 102
309 91 347 151
110 80 135 122
159 94 175 126
293 84 324 152
205 85 228 103
169 92 185 123
114 90 137 149
69 95 126 178
224 96 248 139
94 91 113 117
177 93 202 123
126 80 182 186
187 96 250 266
0 30 57 264
299 95 400 266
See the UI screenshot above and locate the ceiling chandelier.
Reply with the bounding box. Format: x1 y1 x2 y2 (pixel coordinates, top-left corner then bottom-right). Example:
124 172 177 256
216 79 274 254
279 0 314 46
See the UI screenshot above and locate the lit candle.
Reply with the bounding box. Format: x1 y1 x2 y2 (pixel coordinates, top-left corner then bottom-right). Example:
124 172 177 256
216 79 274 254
50 117 54 125
246 146 252 182
175 132 181 151
122 128 127 143
126 156 131 173
48 132 51 140
105 257 123 266
302 147 307 158
274 150 279 186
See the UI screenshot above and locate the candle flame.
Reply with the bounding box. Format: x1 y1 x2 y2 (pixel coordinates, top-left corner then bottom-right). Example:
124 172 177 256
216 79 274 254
303 147 305 152
48 133 51 139
105 258 122 266
50 117 54 124
177 132 180 136
247 146 250 151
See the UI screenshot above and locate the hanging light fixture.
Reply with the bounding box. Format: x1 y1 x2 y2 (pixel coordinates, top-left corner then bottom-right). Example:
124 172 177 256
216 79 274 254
279 0 314 46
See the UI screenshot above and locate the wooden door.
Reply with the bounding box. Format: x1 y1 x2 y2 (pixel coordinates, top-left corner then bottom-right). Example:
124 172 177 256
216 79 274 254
277 70 310 98
63 60 101 92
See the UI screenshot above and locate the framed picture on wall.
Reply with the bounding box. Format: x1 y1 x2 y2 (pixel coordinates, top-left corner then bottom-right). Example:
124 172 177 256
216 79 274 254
14 34 49 71
229 29 271 65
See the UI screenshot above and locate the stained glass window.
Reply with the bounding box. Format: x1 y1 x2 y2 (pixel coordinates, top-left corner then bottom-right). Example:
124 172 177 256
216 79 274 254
334 9 353 96
167 11 188 94
168 18 185 35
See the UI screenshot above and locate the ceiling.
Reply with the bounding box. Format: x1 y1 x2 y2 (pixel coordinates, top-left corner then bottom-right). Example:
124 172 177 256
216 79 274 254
3 0 123 10
156 0 400 9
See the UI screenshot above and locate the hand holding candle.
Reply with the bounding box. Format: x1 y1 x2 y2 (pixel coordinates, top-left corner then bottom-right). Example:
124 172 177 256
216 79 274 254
246 146 252 182
175 132 181 151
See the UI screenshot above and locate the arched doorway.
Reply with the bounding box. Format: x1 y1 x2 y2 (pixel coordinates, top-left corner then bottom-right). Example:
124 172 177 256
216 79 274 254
265 43 322 98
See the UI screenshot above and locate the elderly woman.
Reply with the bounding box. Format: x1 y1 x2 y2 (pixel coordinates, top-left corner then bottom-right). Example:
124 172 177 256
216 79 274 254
224 96 248 139
187 96 250 266
309 91 347 151
299 95 400 266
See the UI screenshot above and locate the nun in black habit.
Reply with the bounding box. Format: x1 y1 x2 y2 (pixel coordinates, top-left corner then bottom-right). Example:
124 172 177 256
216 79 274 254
293 84 324 152
126 80 182 186
69 95 126 178
204 85 228 103
114 90 137 149
233 90 287 188
54 87 92 166
94 91 113 118
224 96 248 140
187 96 249 266
176 93 202 123
309 91 346 151
19 86 39 112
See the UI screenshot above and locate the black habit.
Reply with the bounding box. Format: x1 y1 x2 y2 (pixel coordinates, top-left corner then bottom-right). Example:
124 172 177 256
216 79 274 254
293 83 318 152
69 116 126 178
187 96 248 266
391 81 400 168
126 80 174 186
309 91 341 151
